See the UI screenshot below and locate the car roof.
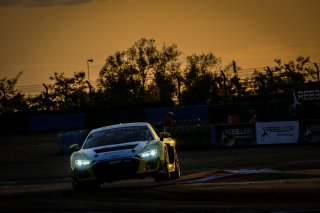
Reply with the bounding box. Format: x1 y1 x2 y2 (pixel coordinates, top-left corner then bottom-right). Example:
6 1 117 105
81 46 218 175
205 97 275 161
90 122 152 133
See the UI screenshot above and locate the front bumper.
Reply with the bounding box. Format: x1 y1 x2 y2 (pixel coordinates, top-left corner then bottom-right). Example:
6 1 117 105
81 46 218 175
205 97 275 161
73 157 160 182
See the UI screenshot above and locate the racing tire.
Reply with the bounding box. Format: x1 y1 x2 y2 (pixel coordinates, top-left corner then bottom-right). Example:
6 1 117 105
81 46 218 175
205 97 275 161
72 173 101 191
154 148 171 182
170 153 180 180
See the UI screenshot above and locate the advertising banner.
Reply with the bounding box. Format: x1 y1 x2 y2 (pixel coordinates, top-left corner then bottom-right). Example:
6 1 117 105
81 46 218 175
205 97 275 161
256 121 299 145
299 120 320 143
215 124 255 147
289 83 320 118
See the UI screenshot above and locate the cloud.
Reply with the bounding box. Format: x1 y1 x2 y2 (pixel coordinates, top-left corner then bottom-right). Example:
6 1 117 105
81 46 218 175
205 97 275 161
0 0 96 7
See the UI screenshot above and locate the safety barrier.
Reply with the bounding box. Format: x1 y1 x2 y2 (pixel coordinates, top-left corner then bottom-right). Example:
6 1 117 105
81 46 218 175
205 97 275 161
213 120 320 147
56 120 320 154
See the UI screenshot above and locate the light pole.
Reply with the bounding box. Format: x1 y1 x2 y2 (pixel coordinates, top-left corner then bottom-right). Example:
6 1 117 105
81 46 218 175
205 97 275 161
87 59 93 82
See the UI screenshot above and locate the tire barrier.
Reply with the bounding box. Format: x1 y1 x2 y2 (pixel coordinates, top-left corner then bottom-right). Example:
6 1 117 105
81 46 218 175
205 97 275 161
57 129 90 154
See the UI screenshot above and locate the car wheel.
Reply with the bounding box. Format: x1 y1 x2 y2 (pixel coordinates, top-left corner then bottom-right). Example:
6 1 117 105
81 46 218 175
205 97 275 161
72 173 101 191
170 152 180 180
154 148 170 182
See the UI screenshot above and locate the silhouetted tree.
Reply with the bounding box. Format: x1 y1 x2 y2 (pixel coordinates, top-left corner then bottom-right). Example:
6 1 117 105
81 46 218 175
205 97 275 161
0 71 28 113
99 50 142 107
220 61 246 102
2 40 319 115
181 53 221 104
47 71 89 111
99 38 181 107
250 56 317 101
148 43 182 105
276 56 313 93
127 38 158 102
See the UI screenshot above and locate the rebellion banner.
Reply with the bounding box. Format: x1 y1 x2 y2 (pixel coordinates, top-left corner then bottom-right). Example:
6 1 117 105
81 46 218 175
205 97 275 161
289 83 320 118
256 121 299 145
214 124 255 147
299 120 320 143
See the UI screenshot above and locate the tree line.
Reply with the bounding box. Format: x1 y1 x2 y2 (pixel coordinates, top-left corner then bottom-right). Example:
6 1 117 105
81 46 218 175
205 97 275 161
0 38 319 114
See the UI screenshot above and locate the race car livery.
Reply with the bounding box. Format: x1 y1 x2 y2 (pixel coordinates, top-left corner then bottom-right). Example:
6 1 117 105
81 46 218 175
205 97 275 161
69 122 180 190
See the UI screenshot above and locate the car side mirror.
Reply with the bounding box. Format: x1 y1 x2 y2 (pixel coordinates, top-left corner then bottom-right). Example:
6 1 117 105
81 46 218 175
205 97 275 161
159 132 171 141
69 144 79 152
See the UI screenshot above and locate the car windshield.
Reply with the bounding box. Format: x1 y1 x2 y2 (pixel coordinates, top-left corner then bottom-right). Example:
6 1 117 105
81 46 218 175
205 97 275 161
83 126 154 149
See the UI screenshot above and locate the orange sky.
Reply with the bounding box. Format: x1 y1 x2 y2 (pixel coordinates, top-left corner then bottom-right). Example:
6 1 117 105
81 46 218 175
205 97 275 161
0 0 319 88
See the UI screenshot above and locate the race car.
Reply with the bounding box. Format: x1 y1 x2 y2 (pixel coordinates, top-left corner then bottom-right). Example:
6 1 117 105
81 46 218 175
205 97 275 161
69 122 180 190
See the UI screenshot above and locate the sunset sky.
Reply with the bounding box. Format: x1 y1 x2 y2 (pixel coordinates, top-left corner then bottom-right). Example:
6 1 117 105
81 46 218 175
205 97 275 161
0 0 319 88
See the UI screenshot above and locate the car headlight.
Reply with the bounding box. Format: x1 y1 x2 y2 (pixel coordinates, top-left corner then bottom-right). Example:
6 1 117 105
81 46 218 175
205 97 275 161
75 159 92 167
139 149 158 159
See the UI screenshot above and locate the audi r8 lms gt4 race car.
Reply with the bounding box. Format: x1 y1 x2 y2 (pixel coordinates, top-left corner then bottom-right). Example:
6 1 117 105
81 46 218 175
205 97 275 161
69 122 180 190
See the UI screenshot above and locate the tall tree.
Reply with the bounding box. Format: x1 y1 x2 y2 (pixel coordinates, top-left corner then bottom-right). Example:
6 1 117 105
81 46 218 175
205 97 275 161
0 71 27 113
99 50 142 107
126 38 158 102
182 53 221 104
48 71 88 111
149 43 182 104
99 38 182 107
220 61 245 102
250 56 317 102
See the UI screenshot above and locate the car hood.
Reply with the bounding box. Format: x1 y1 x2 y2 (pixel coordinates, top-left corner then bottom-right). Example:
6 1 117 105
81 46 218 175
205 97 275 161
81 140 155 162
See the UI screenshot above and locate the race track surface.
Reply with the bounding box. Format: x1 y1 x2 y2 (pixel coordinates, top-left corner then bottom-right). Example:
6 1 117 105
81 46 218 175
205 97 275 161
1 133 320 212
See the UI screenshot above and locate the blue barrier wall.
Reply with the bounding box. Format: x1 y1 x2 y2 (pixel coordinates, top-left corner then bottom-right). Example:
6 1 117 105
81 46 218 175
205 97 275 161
85 109 145 129
28 113 86 131
3 103 319 135
0 114 28 133
145 105 210 124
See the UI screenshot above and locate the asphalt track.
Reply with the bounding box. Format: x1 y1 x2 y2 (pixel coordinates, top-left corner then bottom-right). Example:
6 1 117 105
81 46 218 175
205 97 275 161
1 133 320 212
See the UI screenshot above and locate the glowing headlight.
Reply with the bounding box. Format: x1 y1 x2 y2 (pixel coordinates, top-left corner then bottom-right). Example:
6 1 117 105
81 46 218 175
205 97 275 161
139 149 158 159
75 159 92 167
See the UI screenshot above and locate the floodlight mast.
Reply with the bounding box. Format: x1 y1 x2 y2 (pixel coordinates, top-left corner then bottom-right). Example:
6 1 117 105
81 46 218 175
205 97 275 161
87 59 93 82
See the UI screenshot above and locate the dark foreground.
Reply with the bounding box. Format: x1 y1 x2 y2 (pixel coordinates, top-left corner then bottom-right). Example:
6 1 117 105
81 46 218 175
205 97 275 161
1 133 320 212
